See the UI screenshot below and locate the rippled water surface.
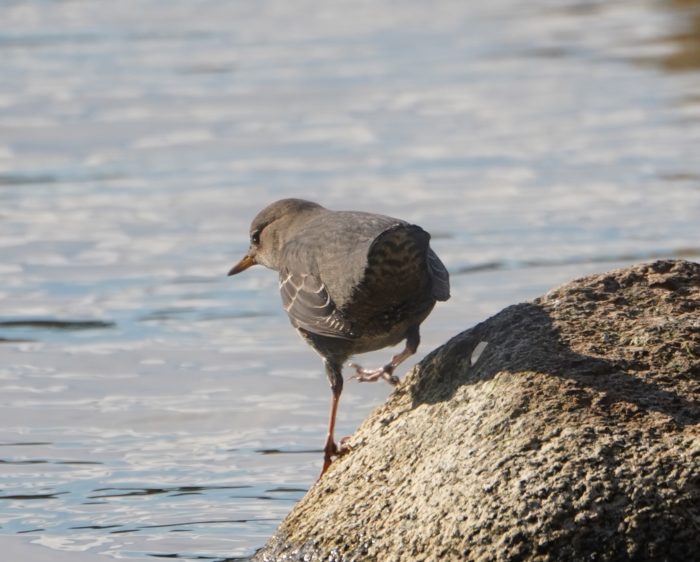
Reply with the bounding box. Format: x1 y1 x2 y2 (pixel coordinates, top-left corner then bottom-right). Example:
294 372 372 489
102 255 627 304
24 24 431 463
1 0 699 560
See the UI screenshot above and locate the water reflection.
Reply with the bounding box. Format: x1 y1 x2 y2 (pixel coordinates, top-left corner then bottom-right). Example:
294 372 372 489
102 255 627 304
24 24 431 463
0 435 313 559
89 486 251 499
455 246 700 274
0 319 115 330
0 492 69 500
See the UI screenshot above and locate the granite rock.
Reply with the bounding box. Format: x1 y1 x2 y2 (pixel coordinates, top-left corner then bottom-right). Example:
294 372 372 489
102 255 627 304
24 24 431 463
254 259 700 562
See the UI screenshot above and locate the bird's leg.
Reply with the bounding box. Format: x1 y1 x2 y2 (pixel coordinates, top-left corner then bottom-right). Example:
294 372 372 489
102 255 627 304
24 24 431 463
349 326 420 386
320 360 345 478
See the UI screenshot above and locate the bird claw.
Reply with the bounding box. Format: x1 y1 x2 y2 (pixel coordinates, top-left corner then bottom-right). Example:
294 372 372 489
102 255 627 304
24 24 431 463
348 362 400 386
321 436 353 478
327 436 353 457
337 436 353 456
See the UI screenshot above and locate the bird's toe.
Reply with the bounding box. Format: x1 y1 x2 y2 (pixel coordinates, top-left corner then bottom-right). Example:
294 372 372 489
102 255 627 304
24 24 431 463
348 362 399 386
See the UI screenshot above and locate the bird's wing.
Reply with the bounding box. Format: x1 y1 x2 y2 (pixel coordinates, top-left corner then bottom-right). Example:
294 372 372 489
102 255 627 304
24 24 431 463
427 248 451 301
279 268 356 340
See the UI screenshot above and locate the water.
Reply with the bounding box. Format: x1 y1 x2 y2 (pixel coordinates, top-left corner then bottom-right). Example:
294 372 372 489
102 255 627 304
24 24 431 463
1 0 699 559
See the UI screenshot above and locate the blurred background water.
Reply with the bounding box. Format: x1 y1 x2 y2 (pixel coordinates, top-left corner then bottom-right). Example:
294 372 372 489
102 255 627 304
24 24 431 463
1 0 699 560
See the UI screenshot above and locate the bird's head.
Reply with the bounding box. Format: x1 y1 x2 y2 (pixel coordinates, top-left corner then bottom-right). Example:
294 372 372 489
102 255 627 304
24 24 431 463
228 198 324 275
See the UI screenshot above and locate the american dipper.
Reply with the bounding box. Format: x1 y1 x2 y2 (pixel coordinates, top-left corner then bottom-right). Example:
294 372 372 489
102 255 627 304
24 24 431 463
228 199 450 476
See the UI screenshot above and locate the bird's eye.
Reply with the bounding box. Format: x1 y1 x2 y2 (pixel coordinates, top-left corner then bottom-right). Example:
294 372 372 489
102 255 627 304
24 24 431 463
251 230 261 245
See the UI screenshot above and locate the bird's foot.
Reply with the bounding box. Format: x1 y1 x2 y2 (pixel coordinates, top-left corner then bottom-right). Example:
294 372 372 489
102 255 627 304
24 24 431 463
320 437 353 478
337 436 353 456
327 437 352 457
348 362 400 386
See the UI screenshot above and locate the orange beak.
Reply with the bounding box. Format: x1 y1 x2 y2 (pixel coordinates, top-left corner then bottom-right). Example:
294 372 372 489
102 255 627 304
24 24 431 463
228 254 256 276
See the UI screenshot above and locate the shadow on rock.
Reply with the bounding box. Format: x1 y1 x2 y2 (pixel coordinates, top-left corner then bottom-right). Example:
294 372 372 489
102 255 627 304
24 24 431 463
410 300 699 427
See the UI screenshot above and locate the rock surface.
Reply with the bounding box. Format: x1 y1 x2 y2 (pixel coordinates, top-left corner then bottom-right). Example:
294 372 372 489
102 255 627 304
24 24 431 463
254 260 700 562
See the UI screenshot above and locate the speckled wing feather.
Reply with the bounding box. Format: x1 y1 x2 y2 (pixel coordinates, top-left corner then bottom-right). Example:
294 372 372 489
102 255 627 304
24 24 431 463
279 268 355 340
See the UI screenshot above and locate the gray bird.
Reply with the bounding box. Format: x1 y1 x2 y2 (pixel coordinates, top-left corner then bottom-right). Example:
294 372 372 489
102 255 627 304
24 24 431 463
228 199 450 476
